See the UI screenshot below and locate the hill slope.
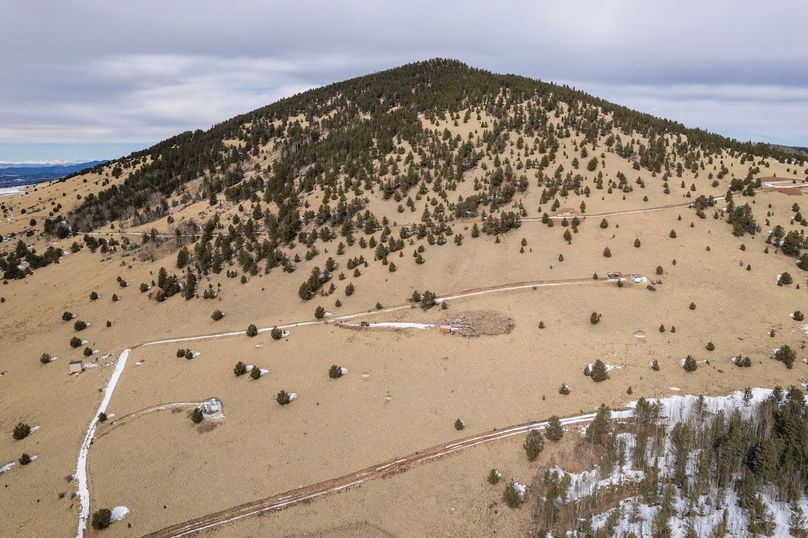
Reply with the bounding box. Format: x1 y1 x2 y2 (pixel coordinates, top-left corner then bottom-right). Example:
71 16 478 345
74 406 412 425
1 60 808 537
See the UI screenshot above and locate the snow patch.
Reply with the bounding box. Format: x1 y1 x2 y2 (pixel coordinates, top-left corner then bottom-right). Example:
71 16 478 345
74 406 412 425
288 392 298 401
0 461 15 474
587 362 620 372
75 348 130 538
110 506 129 522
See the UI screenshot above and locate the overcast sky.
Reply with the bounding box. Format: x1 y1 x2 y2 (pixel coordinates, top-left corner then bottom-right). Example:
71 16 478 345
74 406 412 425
1 0 807 162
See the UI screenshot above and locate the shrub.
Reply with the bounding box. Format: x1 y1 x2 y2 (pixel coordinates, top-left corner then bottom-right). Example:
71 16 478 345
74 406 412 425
651 359 660 371
538 321 545 329
683 355 698 372
689 302 696 310
74 320 87 331
90 291 98 301
421 290 438 309
779 272 793 286
277 390 292 405
503 481 525 508
454 418 465 431
111 294 118 302
83 347 93 357
523 429 544 461
775 346 796 369
184 349 193 360
659 324 666 333
233 361 247 376
590 312 601 325
603 247 611 257
91 509 112 530
246 324 258 337
733 356 752 368
13 422 31 440
487 469 502 485
250 366 262 380
656 265 663 275
19 453 32 465
176 348 185 358
271 327 283 340
314 306 326 319
706 342 715 351
62 311 73 321
139 282 149 293
559 383 570 395
40 353 51 365
328 364 344 378
191 407 204 424
794 311 805 322
545 416 564 442
345 283 355 296
211 309 223 321
98 412 107 422
590 360 609 382
70 336 82 348
634 238 641 248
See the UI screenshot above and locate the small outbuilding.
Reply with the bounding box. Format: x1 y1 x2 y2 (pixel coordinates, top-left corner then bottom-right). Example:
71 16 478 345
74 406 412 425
68 360 83 375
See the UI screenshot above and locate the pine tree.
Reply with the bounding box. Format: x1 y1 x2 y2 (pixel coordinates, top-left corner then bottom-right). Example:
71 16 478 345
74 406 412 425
520 429 545 462
91 509 112 530
590 359 609 382
545 416 564 441
12 422 31 440
586 404 611 446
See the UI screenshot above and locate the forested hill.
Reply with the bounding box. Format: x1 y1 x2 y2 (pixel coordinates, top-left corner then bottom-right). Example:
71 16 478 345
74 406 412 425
66 59 804 232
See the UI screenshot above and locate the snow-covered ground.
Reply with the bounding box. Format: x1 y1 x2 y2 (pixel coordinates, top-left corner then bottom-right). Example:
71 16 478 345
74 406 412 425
586 362 620 372
110 506 129 522
546 389 797 537
75 348 130 538
0 186 25 196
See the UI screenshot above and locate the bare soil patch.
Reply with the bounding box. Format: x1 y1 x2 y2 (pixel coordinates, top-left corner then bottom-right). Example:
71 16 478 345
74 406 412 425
445 310 515 337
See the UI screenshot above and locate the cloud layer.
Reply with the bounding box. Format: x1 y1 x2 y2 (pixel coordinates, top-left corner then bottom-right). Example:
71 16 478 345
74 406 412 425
1 0 806 159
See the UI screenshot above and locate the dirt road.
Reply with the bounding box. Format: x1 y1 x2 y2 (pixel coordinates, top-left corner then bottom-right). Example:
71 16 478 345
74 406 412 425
144 410 610 537
75 274 624 537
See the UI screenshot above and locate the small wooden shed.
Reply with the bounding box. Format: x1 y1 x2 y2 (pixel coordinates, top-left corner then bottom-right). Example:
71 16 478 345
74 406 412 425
68 360 83 375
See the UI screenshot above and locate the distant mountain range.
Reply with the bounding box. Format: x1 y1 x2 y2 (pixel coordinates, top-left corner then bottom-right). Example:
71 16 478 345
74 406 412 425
0 160 106 188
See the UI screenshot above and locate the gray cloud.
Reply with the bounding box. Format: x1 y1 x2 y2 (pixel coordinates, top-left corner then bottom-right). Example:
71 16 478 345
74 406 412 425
1 0 807 155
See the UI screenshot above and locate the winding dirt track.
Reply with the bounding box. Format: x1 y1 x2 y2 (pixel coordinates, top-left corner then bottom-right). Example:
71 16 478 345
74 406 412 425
76 274 617 537
94 400 214 438
138 276 605 348
84 180 808 240
144 411 605 538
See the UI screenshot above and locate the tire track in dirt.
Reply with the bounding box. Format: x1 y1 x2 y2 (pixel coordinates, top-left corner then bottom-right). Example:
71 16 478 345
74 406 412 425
144 411 610 538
